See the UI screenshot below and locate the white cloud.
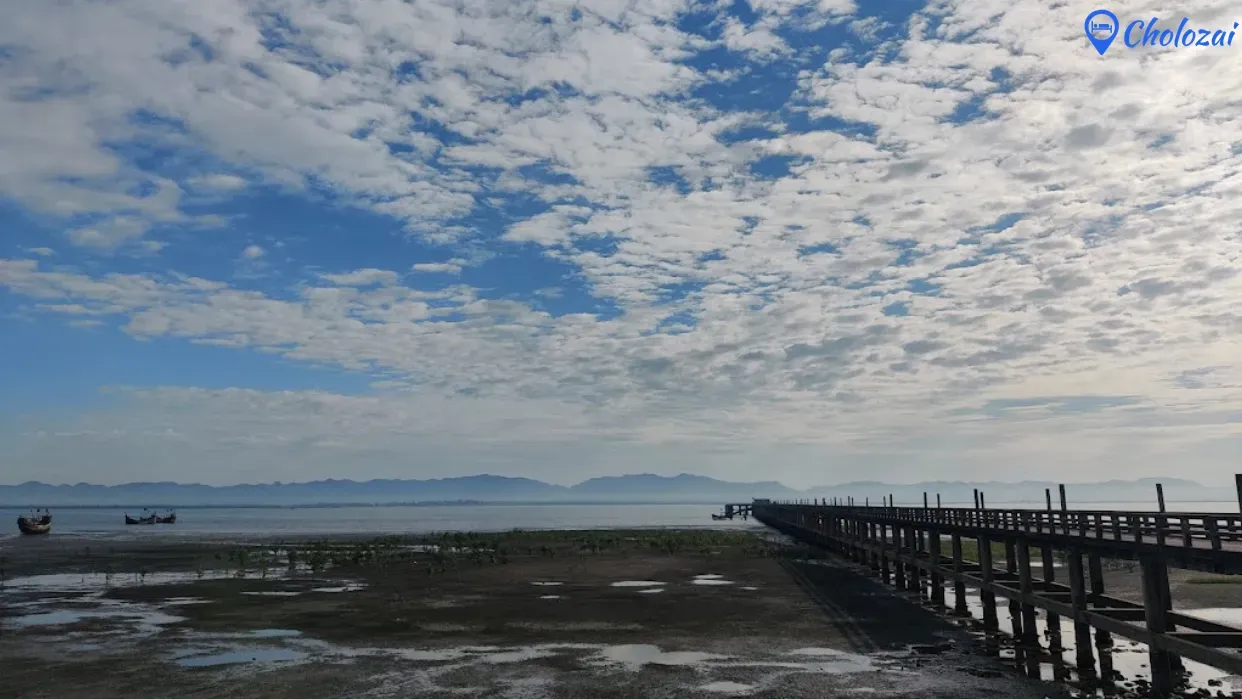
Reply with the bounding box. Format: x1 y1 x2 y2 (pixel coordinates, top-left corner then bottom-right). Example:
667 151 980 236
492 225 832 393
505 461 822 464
188 173 248 192
318 268 401 287
411 262 464 275
241 245 265 260
720 17 790 60
66 216 157 248
4 0 1242 486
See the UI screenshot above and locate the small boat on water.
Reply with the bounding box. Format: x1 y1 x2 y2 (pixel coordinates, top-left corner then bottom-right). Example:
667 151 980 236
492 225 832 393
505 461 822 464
710 513 728 521
156 511 176 524
17 508 52 535
125 512 157 525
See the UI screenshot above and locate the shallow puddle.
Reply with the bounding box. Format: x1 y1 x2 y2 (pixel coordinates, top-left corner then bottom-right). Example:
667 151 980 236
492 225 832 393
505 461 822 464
479 647 562 664
250 629 301 638
4 571 261 592
943 589 1242 694
7 606 185 631
701 680 756 693
593 644 725 668
1182 607 1242 626
175 646 308 668
766 648 878 673
610 581 664 588
309 583 366 593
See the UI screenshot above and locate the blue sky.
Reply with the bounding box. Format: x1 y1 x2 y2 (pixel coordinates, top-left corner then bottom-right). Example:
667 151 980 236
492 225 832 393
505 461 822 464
2 0 1241 487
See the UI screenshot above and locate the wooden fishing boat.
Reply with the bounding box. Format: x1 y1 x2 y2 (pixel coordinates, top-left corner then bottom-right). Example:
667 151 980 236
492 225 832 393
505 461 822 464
17 509 52 535
710 513 727 521
155 511 176 524
125 513 156 525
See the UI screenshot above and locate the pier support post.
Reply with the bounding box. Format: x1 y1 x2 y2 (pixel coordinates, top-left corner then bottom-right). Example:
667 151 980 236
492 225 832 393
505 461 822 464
893 526 906 589
978 536 998 632
880 523 891 584
1141 555 1175 698
869 521 880 572
1067 550 1096 674
919 529 929 594
1016 540 1038 647
1005 540 1022 638
1042 543 1062 651
906 525 920 593
951 534 967 616
853 519 864 563
1088 553 1112 648
929 526 944 608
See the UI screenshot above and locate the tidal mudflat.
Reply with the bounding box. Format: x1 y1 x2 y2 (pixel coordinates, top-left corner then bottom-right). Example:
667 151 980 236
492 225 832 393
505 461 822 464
1 530 1087 698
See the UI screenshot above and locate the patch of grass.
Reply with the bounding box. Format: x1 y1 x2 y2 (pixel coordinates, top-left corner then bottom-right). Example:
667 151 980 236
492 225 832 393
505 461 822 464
182 529 776 581
954 539 1056 566
1186 575 1242 585
950 540 1138 572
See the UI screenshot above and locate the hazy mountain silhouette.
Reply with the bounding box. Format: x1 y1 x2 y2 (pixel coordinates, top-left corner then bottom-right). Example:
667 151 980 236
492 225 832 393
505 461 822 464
0 474 1225 507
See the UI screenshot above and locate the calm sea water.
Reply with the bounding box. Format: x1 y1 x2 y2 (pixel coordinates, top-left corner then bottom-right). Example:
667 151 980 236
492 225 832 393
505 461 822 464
3 500 1238 539
0 504 765 538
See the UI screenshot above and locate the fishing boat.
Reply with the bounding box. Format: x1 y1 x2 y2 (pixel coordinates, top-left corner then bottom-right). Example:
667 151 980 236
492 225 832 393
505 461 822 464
125 512 157 525
17 508 52 535
156 511 176 524
710 513 728 521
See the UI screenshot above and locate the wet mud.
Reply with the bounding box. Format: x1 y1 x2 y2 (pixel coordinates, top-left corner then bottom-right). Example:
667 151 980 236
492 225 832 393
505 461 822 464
0 530 1202 698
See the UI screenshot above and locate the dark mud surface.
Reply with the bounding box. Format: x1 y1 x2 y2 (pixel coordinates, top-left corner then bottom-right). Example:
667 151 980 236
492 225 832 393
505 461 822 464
0 530 1188 699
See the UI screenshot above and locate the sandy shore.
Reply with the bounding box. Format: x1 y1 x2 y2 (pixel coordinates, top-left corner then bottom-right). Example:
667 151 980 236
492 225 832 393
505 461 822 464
0 529 1091 699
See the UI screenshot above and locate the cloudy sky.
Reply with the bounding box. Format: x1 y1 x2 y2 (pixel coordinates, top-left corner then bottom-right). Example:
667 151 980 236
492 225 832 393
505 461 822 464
2 0 1241 488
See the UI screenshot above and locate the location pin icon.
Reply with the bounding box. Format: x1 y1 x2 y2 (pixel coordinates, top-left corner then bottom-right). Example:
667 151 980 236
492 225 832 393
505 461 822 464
1084 9 1120 56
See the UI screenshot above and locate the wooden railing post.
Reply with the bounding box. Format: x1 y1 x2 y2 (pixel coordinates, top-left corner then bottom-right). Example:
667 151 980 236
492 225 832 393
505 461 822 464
1059 484 1069 536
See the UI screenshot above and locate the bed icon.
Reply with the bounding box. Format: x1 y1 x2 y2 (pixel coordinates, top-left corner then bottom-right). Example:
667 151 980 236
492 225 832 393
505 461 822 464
1085 9 1121 55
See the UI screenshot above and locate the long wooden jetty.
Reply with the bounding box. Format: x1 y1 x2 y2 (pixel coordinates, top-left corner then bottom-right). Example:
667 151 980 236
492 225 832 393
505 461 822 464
735 491 1242 697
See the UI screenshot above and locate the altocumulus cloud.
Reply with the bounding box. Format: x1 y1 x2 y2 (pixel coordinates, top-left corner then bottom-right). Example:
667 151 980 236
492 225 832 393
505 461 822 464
2 0 1242 487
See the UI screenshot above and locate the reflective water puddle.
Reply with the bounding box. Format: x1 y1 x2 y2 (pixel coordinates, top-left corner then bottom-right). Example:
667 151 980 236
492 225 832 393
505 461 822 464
174 646 309 668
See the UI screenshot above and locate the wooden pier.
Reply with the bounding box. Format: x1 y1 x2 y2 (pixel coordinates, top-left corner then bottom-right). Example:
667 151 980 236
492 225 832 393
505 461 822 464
745 495 1242 697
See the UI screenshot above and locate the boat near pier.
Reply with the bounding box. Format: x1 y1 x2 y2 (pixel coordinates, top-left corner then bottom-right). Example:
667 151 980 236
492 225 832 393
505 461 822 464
17 508 52 535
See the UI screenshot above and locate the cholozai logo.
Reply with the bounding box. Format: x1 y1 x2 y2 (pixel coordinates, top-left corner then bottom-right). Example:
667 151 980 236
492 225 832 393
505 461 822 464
1084 8 1237 56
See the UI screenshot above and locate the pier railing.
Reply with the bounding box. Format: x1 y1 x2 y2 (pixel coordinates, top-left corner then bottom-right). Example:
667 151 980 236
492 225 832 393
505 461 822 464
763 503 1242 562
748 501 1242 697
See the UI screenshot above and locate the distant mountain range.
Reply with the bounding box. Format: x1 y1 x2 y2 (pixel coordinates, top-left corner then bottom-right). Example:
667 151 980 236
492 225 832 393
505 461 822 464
0 474 1228 507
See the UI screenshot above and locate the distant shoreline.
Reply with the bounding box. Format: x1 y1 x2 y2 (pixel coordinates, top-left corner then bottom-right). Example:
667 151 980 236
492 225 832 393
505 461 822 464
1 498 1237 509
1 500 732 509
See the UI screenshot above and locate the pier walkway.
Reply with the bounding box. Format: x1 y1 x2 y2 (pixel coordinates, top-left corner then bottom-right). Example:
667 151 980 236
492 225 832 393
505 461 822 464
736 497 1242 697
